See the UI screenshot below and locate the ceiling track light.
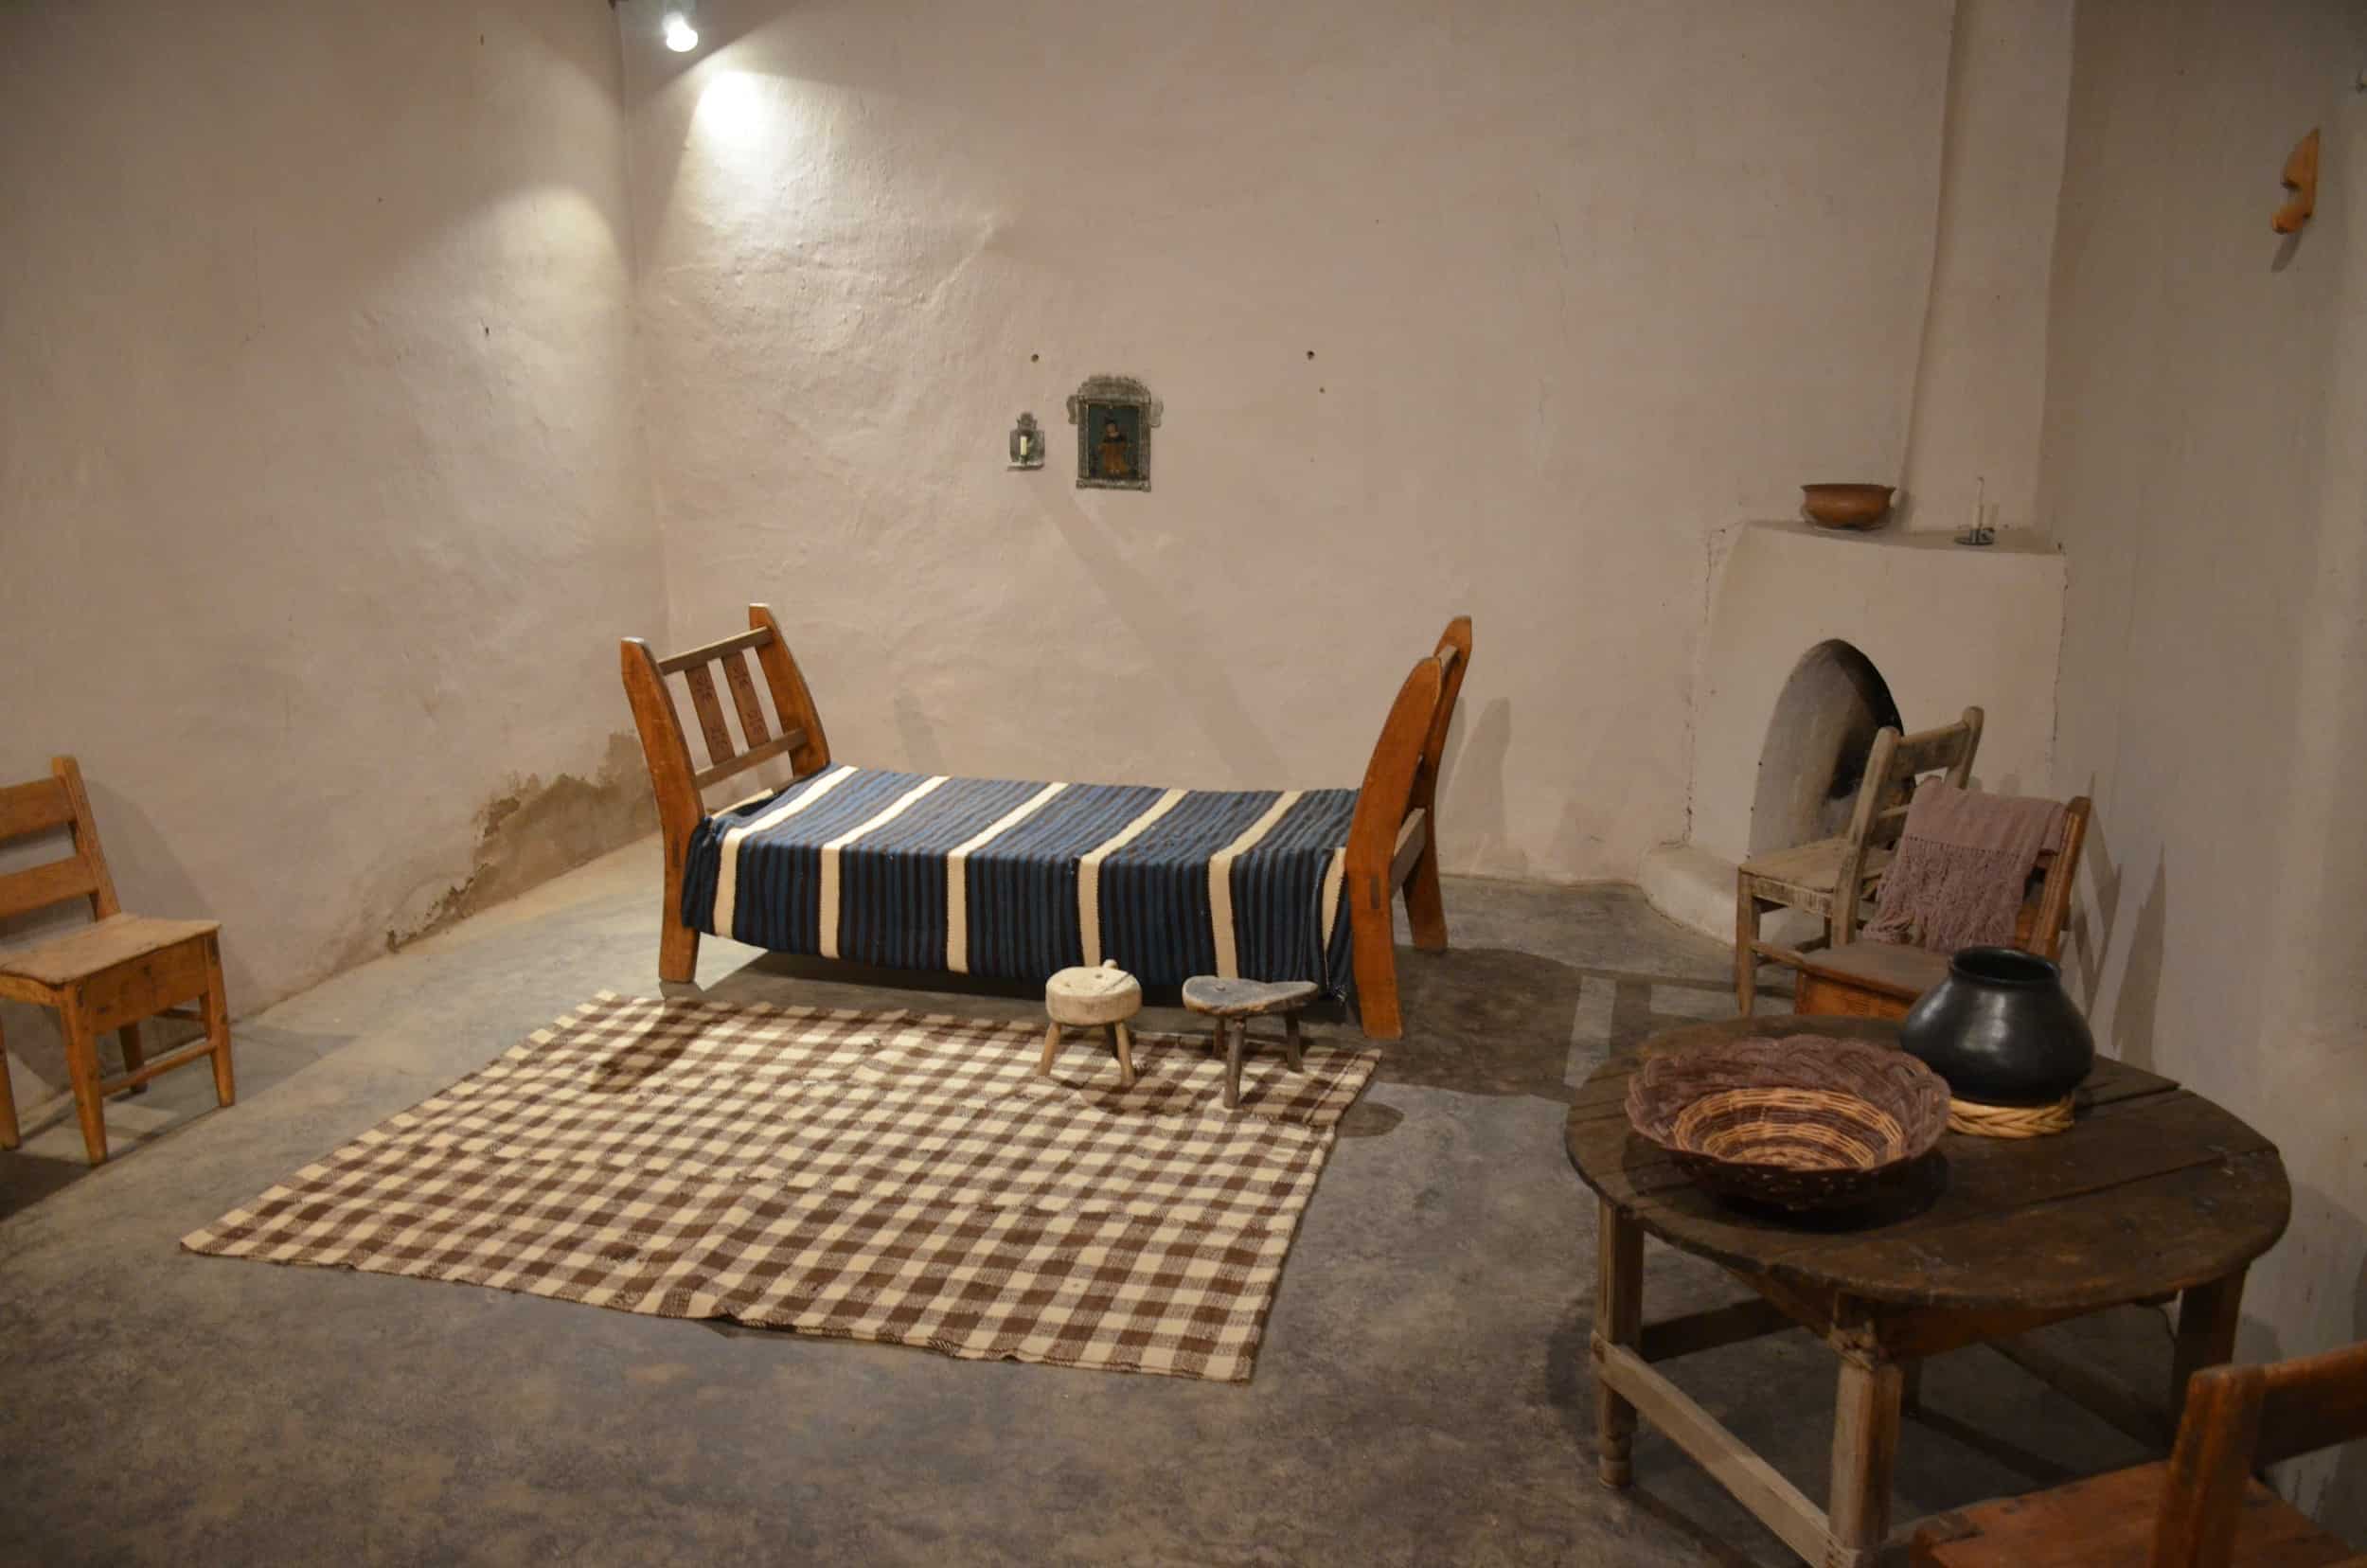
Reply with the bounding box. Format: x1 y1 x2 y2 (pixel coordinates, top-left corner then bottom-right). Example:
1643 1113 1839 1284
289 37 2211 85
662 2 700 53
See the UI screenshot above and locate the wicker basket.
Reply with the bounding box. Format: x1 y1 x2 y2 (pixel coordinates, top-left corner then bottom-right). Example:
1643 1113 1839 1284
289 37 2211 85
1626 1036 1949 1210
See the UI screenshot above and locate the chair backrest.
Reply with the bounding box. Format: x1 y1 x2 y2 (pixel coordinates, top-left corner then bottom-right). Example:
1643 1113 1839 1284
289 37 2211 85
0 756 119 925
2153 1339 2367 1565
2014 795 2091 961
1847 706 1985 857
1829 708 1983 940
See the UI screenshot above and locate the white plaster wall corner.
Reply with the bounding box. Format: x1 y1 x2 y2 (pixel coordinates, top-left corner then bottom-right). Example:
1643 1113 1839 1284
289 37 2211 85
0 0 658 1013
619 0 1954 884
2034 8 2367 1521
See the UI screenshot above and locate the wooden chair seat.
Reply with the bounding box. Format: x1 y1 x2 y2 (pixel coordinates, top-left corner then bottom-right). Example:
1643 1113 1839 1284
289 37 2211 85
1734 837 1895 907
0 914 222 989
1789 938 1949 1017
1916 1461 2354 1566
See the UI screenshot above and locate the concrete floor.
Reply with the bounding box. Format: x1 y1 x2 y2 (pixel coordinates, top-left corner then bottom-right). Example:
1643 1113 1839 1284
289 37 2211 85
0 840 2169 1566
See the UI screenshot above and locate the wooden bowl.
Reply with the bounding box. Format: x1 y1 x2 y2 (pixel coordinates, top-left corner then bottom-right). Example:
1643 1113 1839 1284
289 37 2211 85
1626 1036 1948 1210
1801 482 1895 530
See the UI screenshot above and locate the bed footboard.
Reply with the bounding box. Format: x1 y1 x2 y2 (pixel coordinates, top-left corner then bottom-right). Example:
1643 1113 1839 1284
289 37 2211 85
619 605 832 984
1344 615 1473 1040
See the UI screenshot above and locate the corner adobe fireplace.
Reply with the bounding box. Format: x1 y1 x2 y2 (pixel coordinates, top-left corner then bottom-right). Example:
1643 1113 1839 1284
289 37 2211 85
1752 639 1903 855
1642 521 2068 941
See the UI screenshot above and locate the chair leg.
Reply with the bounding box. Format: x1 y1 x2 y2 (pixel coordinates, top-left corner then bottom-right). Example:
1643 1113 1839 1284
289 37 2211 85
202 935 235 1108
1039 1021 1063 1077
1734 875 1761 1017
0 1012 17 1151
117 1021 149 1097
1223 1021 1245 1110
61 997 108 1167
1109 1022 1136 1089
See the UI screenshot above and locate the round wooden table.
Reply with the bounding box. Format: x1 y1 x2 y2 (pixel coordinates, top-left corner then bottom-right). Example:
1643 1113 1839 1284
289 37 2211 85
1564 1014 2289 1568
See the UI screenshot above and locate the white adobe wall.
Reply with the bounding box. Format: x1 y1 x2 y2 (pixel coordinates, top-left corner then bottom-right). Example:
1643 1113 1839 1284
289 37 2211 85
0 0 661 1100
1895 0 2074 538
617 0 1958 886
2038 0 2367 1525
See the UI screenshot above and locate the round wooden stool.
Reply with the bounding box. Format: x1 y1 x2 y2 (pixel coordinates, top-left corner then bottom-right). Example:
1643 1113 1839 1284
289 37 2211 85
1181 976 1319 1109
1041 960 1142 1087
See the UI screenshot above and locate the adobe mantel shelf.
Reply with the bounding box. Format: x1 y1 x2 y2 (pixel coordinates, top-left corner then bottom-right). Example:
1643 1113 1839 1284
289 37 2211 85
1739 518 2063 559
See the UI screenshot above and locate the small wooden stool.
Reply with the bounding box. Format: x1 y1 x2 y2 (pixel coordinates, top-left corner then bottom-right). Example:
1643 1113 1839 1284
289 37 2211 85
1181 977 1318 1109
1041 960 1142 1087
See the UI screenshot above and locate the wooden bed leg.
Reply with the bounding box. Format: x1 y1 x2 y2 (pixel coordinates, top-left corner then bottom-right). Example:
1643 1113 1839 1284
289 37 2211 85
1352 898 1403 1041
1344 651 1447 1043
659 915 700 986
1404 831 1449 952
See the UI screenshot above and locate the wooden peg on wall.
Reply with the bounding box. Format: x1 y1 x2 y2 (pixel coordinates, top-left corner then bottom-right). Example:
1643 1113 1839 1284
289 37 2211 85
2274 127 2320 234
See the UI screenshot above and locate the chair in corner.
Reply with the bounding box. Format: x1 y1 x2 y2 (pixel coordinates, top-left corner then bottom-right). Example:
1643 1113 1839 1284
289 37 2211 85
1914 1338 2367 1566
1775 795 2091 1021
1733 707 1983 1015
0 756 234 1165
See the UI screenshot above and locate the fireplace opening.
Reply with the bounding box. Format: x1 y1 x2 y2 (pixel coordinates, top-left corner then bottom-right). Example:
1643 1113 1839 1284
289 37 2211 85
1748 640 1903 853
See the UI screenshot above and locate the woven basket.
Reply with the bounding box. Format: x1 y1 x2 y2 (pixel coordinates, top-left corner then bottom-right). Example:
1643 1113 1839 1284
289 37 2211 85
1626 1036 1949 1210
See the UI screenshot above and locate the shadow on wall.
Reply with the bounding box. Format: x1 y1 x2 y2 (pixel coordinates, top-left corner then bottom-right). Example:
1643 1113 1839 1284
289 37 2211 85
1038 488 1288 783
2110 851 2168 1075
2060 782 2167 1076
1452 697 1522 879
892 689 947 775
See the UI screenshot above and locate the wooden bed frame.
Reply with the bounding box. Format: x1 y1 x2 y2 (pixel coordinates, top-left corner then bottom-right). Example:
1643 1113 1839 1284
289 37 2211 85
620 608 1471 1041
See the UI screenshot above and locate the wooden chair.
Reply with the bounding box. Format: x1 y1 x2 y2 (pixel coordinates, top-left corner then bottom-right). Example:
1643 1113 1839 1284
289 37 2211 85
1782 795 2092 1021
1916 1339 2367 1567
1734 707 1983 1015
0 757 234 1165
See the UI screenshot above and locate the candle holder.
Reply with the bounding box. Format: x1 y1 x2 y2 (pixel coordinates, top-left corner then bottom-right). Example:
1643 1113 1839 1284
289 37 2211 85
1007 412 1044 471
1954 476 1998 547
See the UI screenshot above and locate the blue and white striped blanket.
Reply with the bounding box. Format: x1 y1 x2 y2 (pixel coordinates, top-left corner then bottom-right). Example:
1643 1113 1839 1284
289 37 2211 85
682 767 1361 998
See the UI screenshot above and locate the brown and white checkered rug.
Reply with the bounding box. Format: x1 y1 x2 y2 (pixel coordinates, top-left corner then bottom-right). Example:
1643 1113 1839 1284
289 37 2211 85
184 993 1377 1381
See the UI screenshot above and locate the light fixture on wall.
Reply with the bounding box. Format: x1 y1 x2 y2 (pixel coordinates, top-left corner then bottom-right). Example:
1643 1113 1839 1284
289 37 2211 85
662 2 700 52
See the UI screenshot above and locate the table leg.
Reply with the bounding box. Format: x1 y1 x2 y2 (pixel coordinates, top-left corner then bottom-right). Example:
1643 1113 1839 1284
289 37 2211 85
1593 1199 1645 1488
2171 1268 2247 1425
1826 1351 1904 1568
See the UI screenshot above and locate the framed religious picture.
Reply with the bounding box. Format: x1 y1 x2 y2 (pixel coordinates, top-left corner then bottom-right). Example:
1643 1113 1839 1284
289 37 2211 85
1066 375 1161 491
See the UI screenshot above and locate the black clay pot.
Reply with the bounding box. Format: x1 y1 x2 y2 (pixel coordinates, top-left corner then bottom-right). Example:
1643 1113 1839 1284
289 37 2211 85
1897 946 2093 1105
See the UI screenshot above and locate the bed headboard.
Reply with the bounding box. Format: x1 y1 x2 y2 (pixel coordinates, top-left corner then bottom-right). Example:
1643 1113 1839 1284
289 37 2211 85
620 605 833 830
